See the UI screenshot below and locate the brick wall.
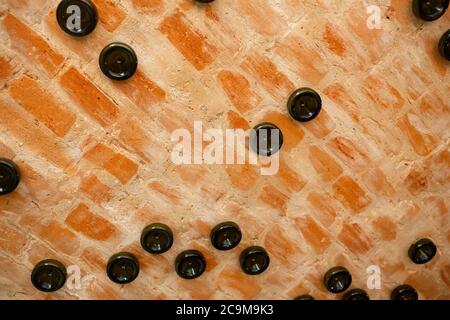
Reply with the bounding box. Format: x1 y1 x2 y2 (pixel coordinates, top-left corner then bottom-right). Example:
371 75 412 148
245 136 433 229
0 0 449 299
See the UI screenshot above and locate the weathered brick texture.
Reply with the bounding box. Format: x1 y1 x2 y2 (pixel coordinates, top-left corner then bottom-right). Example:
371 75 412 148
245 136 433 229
0 0 449 300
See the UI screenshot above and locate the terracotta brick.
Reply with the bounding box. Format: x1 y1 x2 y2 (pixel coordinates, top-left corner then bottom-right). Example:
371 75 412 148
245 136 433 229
258 184 289 216
302 109 335 139
159 10 218 70
192 242 218 272
59 68 120 128
332 176 371 213
323 22 347 57
227 110 250 130
372 216 397 241
116 115 156 163
0 99 75 169
338 222 372 254
8 75 76 137
225 164 259 191
113 69 166 111
174 165 206 186
294 215 331 254
0 56 13 83
441 265 450 289
237 0 286 37
214 266 262 299
0 219 27 256
404 165 428 196
20 215 80 256
323 83 361 123
132 0 164 14
362 167 395 197
178 279 215 300
275 35 327 85
148 181 181 204
65 203 119 241
91 0 126 32
217 70 261 113
79 174 112 204
308 145 343 182
2 13 64 77
306 191 337 227
327 136 371 170
275 160 307 192
362 75 405 110
344 3 393 64
264 224 302 268
263 111 304 150
405 271 441 299
80 246 107 272
84 143 138 184
241 52 294 101
0 140 15 160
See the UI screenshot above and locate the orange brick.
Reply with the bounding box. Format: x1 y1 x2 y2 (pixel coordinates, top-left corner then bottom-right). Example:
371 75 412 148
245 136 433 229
263 111 304 150
398 113 437 156
344 4 392 64
227 110 250 130
20 215 80 256
2 13 64 77
81 246 106 272
323 83 361 123
218 70 261 113
338 222 372 254
362 167 395 197
404 165 428 196
327 136 370 170
175 165 206 186
79 174 112 204
59 68 120 128
0 56 12 83
441 265 450 289
258 184 289 216
294 215 331 254
306 191 337 227
148 181 181 204
178 279 215 300
214 266 262 299
84 143 138 184
0 99 75 169
0 140 15 159
308 145 343 182
91 0 126 32
159 10 218 70
362 75 405 110
237 1 286 37
275 160 307 192
264 224 302 268
372 216 397 241
323 22 347 56
132 0 164 14
302 109 335 139
114 69 166 111
192 241 218 272
241 52 294 100
225 164 259 191
8 75 76 137
116 115 156 163
0 219 27 256
65 203 119 241
332 176 371 213
275 35 327 85
405 271 441 299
